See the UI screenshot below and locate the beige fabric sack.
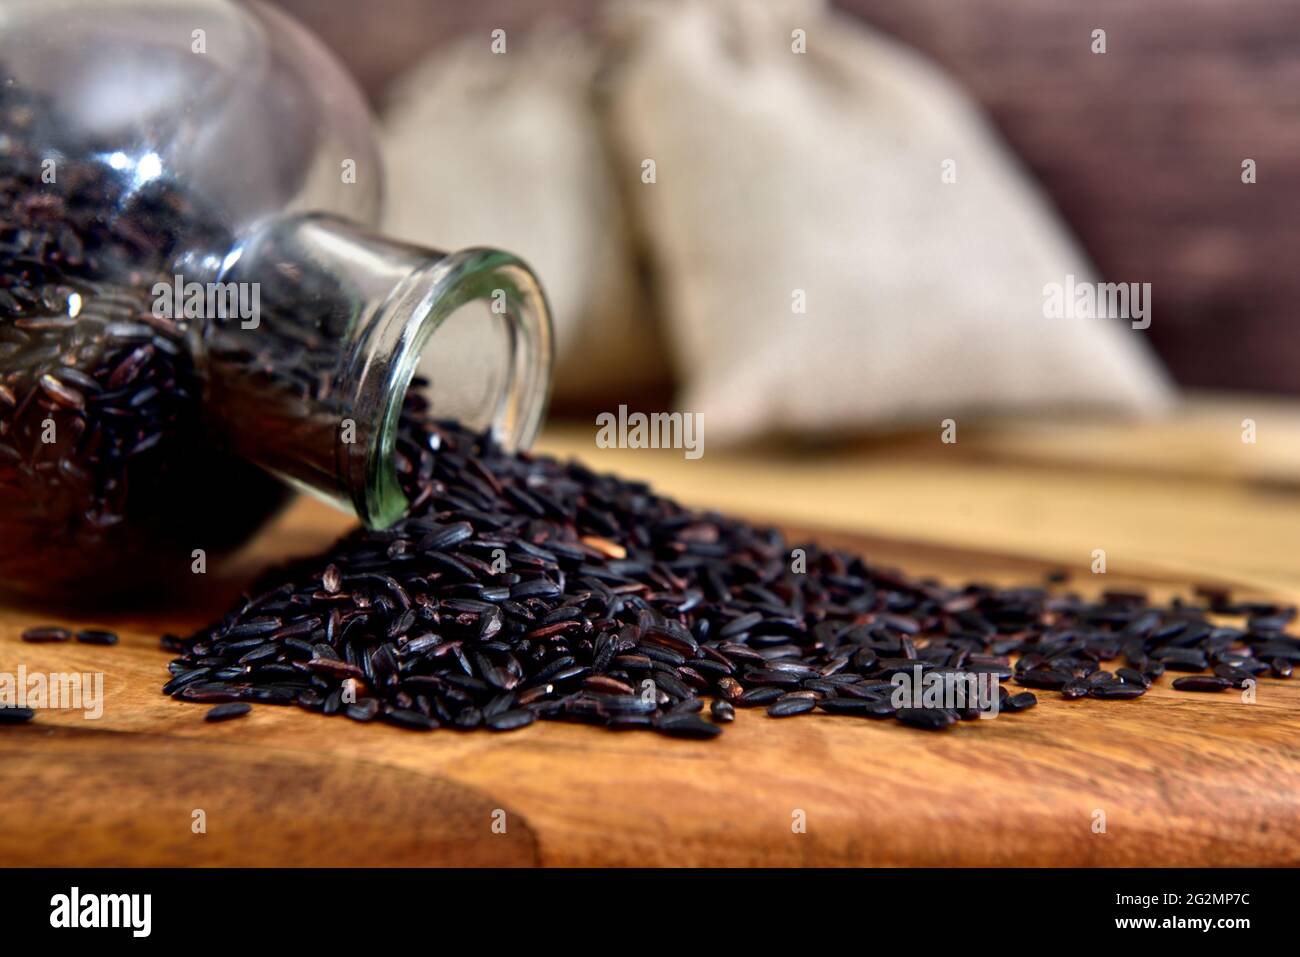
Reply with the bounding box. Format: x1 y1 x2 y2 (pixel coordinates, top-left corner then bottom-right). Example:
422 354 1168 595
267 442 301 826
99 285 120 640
382 27 668 404
603 0 1172 442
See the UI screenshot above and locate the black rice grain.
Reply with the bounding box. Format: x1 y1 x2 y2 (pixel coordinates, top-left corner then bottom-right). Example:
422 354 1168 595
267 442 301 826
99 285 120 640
655 713 723 739
204 702 251 722
767 697 816 718
21 626 71 643
895 708 957 730
75 629 120 646
1060 680 1090 700
1171 676 1232 693
485 709 536 731
1088 684 1147 700
1003 692 1038 712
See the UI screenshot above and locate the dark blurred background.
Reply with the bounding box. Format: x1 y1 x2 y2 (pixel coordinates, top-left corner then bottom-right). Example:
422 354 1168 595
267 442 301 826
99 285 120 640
271 0 1300 395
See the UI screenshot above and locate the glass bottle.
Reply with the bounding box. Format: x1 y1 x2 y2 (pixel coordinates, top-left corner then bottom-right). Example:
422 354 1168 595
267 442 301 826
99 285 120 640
0 0 553 601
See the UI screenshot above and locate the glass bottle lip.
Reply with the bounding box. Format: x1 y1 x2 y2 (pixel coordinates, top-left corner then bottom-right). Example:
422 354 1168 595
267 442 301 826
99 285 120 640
348 247 554 529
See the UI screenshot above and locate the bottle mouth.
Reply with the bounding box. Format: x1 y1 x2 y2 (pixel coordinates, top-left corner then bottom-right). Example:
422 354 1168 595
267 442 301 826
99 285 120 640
348 248 554 529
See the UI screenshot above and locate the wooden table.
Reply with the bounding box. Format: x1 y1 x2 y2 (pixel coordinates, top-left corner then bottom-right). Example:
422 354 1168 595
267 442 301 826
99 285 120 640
4 395 1299 866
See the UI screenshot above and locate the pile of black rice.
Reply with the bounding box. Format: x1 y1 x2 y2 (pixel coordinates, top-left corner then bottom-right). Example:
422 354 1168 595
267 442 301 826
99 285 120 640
161 388 1298 736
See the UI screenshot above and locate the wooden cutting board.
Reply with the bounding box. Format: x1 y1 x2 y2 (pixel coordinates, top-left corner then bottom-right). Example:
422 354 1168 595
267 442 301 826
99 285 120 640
3 492 1298 867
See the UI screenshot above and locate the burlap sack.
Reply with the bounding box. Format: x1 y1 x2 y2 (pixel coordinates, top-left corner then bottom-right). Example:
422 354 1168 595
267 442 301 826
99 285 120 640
602 0 1172 442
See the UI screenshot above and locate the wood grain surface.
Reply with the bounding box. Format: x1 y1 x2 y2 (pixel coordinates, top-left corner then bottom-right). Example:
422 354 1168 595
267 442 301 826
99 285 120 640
3 399 1299 866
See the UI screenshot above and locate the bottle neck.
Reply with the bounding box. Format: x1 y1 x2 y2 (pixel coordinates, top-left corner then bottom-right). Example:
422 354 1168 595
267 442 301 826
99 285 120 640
195 214 552 527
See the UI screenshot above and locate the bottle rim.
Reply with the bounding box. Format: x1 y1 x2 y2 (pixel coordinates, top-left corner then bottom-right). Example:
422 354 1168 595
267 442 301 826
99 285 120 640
349 247 554 528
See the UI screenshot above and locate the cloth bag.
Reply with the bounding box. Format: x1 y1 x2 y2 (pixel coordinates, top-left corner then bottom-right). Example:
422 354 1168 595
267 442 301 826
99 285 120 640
602 0 1172 442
